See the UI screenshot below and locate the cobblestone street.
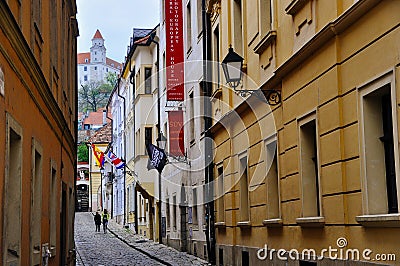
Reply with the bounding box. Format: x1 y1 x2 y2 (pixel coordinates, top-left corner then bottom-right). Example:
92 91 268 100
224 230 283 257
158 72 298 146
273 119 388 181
75 212 209 266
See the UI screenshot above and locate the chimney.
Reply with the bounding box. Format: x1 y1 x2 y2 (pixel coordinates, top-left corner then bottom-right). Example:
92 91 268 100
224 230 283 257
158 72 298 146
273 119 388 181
102 109 107 125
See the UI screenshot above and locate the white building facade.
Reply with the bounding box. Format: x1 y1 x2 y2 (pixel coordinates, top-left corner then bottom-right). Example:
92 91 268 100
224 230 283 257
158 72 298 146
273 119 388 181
109 86 126 224
159 0 208 259
110 27 160 237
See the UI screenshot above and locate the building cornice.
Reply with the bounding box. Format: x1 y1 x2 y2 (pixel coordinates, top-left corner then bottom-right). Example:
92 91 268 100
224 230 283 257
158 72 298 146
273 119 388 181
0 2 77 158
210 0 382 134
260 0 381 93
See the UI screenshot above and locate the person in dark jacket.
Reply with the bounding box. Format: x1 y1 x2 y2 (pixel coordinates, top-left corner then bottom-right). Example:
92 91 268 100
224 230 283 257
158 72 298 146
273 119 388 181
102 209 110 233
94 211 101 232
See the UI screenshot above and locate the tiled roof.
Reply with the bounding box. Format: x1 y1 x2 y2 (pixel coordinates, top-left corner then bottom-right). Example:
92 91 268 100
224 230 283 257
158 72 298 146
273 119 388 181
88 123 112 143
134 35 151 45
83 108 111 126
93 29 104 39
78 53 90 64
106 58 122 69
133 28 153 39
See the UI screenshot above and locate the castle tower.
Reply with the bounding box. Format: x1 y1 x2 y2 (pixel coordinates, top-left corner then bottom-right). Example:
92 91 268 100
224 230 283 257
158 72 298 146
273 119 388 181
90 29 106 63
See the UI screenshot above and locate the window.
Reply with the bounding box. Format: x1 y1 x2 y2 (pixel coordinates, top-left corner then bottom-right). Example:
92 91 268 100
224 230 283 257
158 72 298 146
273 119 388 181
84 66 87 71
106 68 108 72
136 70 141 96
189 91 195 141
192 187 198 225
259 0 273 36
50 0 58 68
84 75 88 82
360 79 399 215
85 58 88 63
197 0 202 36
239 155 250 221
49 163 57 256
31 140 43 266
144 200 148 222
166 198 170 228
186 1 192 50
94 66 97 70
217 166 225 222
144 127 152 155
233 0 243 55
3 115 22 265
213 26 220 87
145 68 152 94
127 187 130 213
266 139 280 219
242 250 249 266
299 115 321 217
219 248 224 266
83 124 90 130
32 0 42 29
173 195 177 229
135 129 140 156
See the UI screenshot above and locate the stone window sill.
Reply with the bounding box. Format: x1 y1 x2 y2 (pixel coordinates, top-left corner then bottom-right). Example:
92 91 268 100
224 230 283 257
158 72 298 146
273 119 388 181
237 221 251 228
285 0 310 15
262 218 283 227
296 216 325 227
215 222 226 227
253 31 277 55
356 214 400 227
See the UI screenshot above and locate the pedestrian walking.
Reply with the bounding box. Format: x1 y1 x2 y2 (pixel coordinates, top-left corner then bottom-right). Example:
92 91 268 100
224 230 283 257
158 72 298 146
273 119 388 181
94 211 101 232
102 209 110 233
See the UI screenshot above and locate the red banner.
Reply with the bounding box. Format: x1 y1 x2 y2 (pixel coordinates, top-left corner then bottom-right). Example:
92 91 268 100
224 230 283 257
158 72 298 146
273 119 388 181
165 0 184 101
168 110 185 156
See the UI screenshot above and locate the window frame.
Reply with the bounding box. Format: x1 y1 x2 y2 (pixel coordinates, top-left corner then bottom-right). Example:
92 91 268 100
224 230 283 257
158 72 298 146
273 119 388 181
263 134 282 226
296 111 324 226
357 72 400 218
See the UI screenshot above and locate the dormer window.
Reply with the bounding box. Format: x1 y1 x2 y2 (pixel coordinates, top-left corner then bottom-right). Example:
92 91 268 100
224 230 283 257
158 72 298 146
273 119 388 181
85 59 88 63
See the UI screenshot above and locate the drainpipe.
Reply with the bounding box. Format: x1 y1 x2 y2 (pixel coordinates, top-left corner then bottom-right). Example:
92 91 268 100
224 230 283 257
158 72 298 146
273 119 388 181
117 78 127 226
202 0 216 263
150 33 162 244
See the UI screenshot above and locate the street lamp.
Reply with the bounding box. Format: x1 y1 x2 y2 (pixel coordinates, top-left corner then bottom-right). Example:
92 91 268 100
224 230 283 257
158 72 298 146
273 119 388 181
221 46 244 90
157 132 167 150
221 46 281 105
100 166 105 210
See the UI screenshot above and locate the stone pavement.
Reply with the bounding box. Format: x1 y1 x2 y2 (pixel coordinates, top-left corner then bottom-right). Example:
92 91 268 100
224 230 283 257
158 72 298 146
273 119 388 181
106 216 210 266
75 212 210 266
75 212 163 266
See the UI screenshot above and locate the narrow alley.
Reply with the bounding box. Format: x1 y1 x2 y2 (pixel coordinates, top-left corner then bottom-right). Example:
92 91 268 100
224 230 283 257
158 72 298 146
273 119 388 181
74 212 209 266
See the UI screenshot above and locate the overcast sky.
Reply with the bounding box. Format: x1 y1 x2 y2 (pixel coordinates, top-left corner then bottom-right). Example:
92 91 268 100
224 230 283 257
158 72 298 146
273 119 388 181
76 0 160 63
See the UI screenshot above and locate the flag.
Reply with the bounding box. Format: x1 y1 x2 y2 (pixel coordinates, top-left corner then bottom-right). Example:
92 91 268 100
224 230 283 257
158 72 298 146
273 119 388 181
91 144 105 167
146 143 167 173
105 150 125 169
146 158 155 171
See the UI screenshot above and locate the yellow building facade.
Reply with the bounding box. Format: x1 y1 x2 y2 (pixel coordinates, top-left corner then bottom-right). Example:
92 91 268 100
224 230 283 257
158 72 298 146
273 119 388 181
209 0 400 265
